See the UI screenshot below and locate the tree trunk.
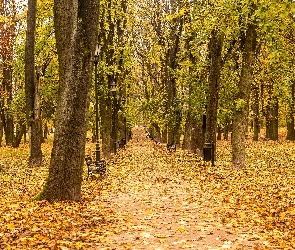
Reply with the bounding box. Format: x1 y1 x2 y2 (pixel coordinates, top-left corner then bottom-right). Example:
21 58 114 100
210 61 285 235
224 120 230 140
286 81 295 140
13 123 26 148
161 128 167 143
100 78 113 158
191 119 205 156
100 99 112 157
217 125 222 140
166 7 183 147
2 54 14 146
182 110 192 150
253 86 260 141
43 122 48 140
40 0 99 202
25 0 42 165
0 118 3 147
232 24 257 169
99 2 115 158
268 97 278 140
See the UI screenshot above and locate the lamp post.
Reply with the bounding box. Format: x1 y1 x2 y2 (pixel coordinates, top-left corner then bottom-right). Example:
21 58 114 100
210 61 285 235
93 42 104 170
111 82 117 154
121 97 127 145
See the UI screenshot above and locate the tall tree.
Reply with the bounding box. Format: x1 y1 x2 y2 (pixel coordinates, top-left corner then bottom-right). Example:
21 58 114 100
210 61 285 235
25 0 42 165
232 23 257 169
0 0 17 146
40 0 99 202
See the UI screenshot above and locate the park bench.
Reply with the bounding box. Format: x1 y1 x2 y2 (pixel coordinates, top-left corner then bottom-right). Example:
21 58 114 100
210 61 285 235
84 154 106 179
167 144 176 152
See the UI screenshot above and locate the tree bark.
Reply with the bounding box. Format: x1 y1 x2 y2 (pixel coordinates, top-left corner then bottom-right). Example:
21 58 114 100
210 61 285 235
25 0 42 165
232 23 257 169
40 0 99 202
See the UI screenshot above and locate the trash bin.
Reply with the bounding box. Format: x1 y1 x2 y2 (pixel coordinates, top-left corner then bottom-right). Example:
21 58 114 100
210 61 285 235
203 142 215 165
203 142 212 162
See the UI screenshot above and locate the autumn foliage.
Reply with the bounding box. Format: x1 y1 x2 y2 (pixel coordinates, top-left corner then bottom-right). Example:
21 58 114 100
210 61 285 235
0 128 294 249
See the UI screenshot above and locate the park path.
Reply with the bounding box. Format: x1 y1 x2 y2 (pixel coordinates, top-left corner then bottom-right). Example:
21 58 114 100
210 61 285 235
93 127 267 250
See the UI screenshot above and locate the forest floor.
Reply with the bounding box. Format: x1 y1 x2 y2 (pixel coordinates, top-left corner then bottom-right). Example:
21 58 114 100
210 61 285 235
1 127 295 249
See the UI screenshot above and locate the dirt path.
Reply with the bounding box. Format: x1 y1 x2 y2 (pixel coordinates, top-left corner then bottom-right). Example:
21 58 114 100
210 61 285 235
94 127 269 249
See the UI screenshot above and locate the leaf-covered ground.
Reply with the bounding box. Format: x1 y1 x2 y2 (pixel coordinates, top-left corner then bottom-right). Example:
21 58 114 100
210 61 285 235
1 128 295 249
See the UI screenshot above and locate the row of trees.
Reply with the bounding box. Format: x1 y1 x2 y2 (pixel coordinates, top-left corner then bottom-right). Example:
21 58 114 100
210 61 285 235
0 0 131 157
0 0 57 156
135 0 295 168
1 0 295 201
1 0 134 201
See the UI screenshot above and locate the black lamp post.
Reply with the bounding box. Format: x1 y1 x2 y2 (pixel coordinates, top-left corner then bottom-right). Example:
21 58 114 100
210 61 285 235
111 82 117 154
121 97 127 145
93 42 106 174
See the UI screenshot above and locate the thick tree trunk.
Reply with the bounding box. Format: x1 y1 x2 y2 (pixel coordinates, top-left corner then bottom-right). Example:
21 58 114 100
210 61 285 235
232 24 257 169
41 0 99 202
25 0 42 165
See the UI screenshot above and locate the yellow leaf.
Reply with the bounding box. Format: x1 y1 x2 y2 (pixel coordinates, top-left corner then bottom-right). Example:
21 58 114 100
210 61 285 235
140 232 151 238
123 243 131 249
7 223 14 229
76 242 83 249
178 227 185 233
32 224 39 232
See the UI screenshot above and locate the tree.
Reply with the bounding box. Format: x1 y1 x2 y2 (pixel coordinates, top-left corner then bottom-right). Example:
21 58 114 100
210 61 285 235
232 23 257 169
25 0 42 165
0 0 18 147
40 0 99 202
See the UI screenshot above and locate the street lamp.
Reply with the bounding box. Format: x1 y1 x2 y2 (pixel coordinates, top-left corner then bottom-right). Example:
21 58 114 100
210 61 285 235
111 82 117 154
93 43 106 174
121 97 127 145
